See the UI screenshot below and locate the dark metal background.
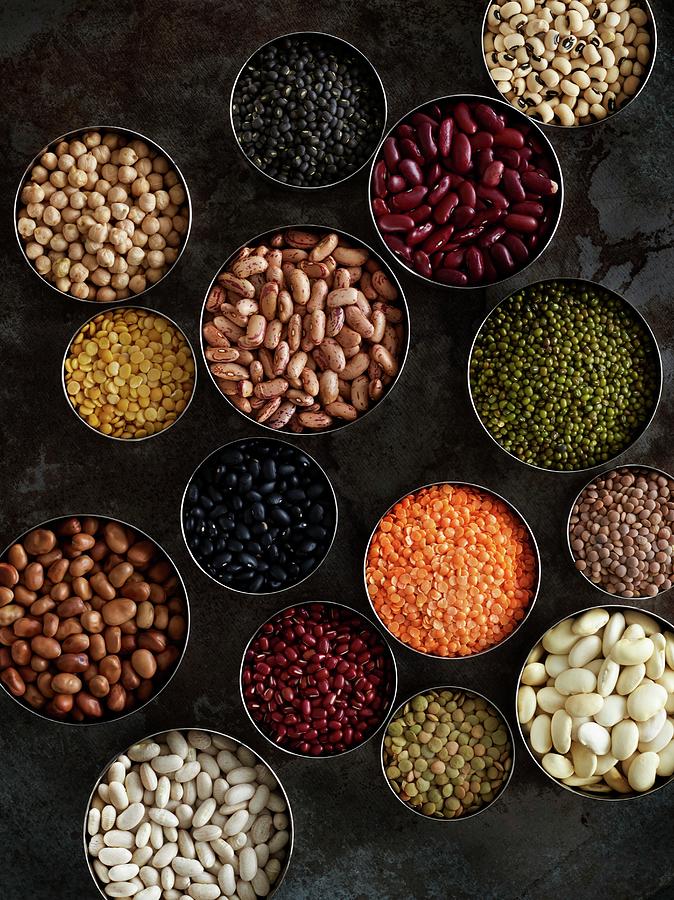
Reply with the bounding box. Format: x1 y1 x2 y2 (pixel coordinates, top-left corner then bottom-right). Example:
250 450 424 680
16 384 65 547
1 2 672 898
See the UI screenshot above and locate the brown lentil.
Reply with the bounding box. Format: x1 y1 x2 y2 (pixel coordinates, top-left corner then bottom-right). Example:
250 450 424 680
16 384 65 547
383 688 513 819
64 307 195 439
570 466 674 598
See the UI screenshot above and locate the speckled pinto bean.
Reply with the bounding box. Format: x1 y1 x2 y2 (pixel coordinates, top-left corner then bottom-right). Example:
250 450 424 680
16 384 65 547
86 729 291 899
0 517 187 722
371 98 560 286
202 228 407 433
242 602 396 756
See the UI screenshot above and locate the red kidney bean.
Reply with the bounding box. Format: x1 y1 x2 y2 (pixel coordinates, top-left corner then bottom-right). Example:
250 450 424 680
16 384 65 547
383 137 400 172
471 207 505 228
426 162 443 185
411 111 438 127
400 138 424 163
372 198 389 217
490 242 515 273
495 128 525 149
431 250 446 269
410 204 432 224
504 213 538 232
474 103 505 134
482 160 504 188
452 205 475 229
502 168 526 202
457 180 476 208
477 149 494 178
417 121 438 161
397 123 415 140
413 250 433 279
436 268 468 286
372 160 387 198
433 191 459 225
482 252 498 283
428 175 452 206
378 214 415 233
443 248 465 269
383 234 414 264
422 224 454 255
521 170 559 195
454 226 485 244
494 147 521 170
512 201 544 217
388 174 407 193
451 132 472 174
476 185 509 208
470 132 493 151
398 158 424 186
407 222 435 246
518 147 533 170
465 246 484 282
479 226 507 248
502 233 530 265
438 117 453 157
391 185 427 211
454 101 477 134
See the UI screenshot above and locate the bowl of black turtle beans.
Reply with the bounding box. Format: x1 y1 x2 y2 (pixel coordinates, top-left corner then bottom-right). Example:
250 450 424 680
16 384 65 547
181 438 338 594
230 31 387 189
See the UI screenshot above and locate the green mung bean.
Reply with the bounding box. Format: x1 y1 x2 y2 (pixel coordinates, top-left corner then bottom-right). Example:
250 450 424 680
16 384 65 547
469 280 660 471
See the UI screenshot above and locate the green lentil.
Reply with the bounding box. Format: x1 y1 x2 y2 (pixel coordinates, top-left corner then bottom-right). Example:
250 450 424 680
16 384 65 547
382 688 513 820
469 280 660 470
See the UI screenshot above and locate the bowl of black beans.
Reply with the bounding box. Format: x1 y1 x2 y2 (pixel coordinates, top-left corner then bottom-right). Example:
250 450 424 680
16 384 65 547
181 438 338 594
230 31 387 189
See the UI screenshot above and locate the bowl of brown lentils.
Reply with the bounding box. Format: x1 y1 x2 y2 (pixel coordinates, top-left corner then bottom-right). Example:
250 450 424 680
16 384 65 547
381 686 515 820
14 125 191 303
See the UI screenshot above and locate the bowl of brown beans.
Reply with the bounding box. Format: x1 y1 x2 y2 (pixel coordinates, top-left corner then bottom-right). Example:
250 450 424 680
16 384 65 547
200 225 409 434
14 125 191 303
0 515 189 724
381 686 515 820
567 464 674 599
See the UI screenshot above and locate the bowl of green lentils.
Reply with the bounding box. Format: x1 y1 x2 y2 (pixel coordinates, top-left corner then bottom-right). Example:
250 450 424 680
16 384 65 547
468 278 662 473
381 686 515 820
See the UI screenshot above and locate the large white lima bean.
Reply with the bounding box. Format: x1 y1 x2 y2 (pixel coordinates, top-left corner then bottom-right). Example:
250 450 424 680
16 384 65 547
518 606 674 799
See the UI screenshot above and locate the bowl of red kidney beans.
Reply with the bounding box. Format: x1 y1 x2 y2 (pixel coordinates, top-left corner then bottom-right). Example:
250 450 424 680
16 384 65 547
240 600 397 758
369 94 564 288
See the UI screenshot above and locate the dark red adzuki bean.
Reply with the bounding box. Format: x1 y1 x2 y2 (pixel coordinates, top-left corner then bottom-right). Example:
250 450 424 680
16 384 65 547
371 98 560 285
242 603 395 757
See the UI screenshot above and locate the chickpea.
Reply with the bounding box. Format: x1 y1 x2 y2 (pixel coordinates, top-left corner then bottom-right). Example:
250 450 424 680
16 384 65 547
131 230 148 248
21 183 44 204
77 213 96 233
111 202 130 221
85 239 103 254
87 191 105 210
166 230 181 248
107 185 127 204
26 201 45 220
63 224 79 242
55 141 69 156
50 235 68 253
172 214 188 234
135 158 152 177
69 140 87 158
54 276 71 292
117 146 138 166
97 247 115 268
164 203 179 218
145 267 164 284
130 139 150 158
164 171 178 188
31 165 49 184
50 170 67 189
83 131 102 148
154 190 170 211
118 165 137 184
128 273 146 293
97 286 117 302
127 246 145 266
41 183 57 201
88 223 109 243
91 145 109 166
118 219 134 236
79 152 98 173
25 241 43 260
85 171 98 190
94 206 111 225
116 288 130 300
157 216 172 236
42 206 61 228
52 257 71 279
128 207 145 225
110 255 128 274
35 255 52 275
95 179 111 196
102 133 121 149
91 267 111 287
69 190 87 210
147 173 163 191
138 192 156 213
82 253 98 271
148 233 166 251
111 272 129 290
141 215 160 236
41 151 58 170
164 248 178 265
131 176 150 197
49 189 69 210
34 226 53 246
57 153 76 172
116 237 132 255
146 250 165 269
68 167 88 189
68 243 85 262
71 281 90 299
169 185 186 205
101 163 118 183
70 262 89 283
17 218 36 239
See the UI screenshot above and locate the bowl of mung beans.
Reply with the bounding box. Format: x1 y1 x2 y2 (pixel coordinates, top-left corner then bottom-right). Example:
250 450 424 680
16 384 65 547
468 278 662 472
382 686 515 820
364 481 540 659
567 464 674 599
63 306 196 441
482 0 657 128
14 125 191 302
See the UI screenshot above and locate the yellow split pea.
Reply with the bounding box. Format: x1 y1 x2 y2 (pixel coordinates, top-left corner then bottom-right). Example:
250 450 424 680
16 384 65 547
64 307 195 439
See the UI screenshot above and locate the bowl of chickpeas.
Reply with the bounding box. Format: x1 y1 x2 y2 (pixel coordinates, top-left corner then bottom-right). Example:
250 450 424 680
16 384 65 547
14 125 192 303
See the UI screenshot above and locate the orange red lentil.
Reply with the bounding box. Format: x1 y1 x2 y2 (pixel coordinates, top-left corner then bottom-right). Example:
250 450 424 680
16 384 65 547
365 483 538 657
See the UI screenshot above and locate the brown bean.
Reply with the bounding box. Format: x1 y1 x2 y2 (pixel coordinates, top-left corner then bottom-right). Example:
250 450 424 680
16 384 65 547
167 615 187 642
102 521 129 555
56 597 85 619
69 555 94 577
121 660 141 690
0 587 14 609
89 633 107 661
104 625 122 654
51 673 82 694
0 605 24 626
54 618 81 641
71 532 96 551
50 582 70 603
29 596 53 616
81 610 104 634
62 633 90 653
36 548 62 568
0 563 19 588
1 666 26 696
138 630 167 653
76 692 102 717
56 653 89 673
126 541 155 567
121 581 151 603
0 647 10 666
36 672 55 697
47 558 70 585
30 655 48 673
23 529 56 556
7 545 28 571
99 655 122 684
11 640 31 666
106 683 126 712
72 576 92 601
148 582 166 604
23 562 44 592
108 562 134 588
14 617 41 639
59 517 82 536
51 693 74 714
156 645 179 671
136 601 154 629
24 684 46 708
31 635 61 659
89 674 110 698
90 572 116 601
153 606 169 630
131 648 157 678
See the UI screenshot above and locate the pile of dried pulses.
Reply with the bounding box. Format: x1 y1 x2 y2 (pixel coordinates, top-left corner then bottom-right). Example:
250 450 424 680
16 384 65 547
366 483 537 657
570 467 674 598
383 689 513 819
370 97 560 286
183 440 336 593
484 0 653 126
0 517 187 722
242 602 395 756
17 130 189 301
470 280 660 471
64 308 195 439
231 35 383 187
86 729 290 899
518 608 674 795
203 228 405 432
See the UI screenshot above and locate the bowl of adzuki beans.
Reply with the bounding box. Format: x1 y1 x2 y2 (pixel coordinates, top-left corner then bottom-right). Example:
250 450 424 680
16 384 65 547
0 515 189 724
241 601 397 758
369 94 563 288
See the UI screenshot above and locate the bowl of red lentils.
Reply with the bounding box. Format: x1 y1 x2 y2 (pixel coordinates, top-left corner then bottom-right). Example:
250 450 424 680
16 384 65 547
364 481 540 659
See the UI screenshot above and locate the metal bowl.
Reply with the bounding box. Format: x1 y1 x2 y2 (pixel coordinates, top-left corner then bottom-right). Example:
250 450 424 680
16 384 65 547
566 462 674 599
181 437 338 595
467 277 663 474
240 599 398 758
364 480 541 660
0 513 190 726
200 223 410 437
481 0 658 130
62 304 197 442
83 726 294 898
230 31 387 190
367 92 564 290
381 684 516 821
14 124 192 303
516 603 674 801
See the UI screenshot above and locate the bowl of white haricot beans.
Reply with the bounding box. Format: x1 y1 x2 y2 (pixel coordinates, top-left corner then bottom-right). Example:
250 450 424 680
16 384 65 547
14 125 191 303
517 605 674 799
